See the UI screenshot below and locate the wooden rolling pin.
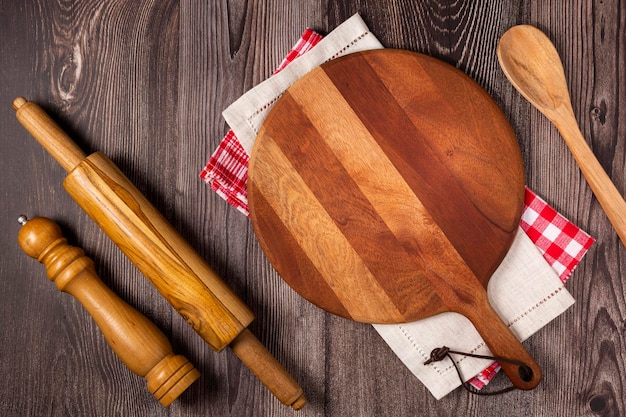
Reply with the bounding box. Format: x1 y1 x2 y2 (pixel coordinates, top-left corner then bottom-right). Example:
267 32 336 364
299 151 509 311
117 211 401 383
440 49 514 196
17 215 200 407
13 97 305 410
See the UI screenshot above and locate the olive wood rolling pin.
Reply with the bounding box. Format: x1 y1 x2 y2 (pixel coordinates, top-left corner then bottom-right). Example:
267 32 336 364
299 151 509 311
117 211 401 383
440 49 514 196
13 97 305 410
17 215 200 407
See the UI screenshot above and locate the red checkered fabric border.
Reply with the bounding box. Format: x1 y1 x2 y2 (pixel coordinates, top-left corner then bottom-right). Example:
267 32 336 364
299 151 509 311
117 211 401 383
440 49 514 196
199 130 250 215
274 29 324 74
199 28 323 213
520 187 595 282
468 362 501 390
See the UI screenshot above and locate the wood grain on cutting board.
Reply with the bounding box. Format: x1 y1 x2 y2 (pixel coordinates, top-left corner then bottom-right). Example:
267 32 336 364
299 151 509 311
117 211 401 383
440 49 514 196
248 50 525 323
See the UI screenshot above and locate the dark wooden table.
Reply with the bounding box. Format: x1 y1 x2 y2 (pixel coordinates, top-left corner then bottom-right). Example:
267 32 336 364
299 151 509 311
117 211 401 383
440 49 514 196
1 1 624 416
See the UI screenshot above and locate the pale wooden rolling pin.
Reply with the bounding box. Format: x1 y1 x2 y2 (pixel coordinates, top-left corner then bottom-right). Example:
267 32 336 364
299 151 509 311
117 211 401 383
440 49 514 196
17 215 200 407
13 97 305 410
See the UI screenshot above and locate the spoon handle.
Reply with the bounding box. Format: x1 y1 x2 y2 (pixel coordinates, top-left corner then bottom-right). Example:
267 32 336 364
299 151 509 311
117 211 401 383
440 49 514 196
553 107 626 246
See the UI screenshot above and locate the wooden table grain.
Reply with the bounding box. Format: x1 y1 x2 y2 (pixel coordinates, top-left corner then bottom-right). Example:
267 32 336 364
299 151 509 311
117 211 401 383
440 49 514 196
0 1 623 416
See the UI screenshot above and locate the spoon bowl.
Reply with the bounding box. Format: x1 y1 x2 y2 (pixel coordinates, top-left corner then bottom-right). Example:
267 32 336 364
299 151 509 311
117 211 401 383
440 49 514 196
498 25 626 246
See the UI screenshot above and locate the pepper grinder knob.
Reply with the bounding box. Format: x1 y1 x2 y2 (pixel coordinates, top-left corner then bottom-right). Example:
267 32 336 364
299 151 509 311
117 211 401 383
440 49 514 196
17 216 200 406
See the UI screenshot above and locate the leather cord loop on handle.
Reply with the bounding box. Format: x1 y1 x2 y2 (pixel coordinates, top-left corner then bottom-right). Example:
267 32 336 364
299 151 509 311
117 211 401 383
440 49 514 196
424 346 534 396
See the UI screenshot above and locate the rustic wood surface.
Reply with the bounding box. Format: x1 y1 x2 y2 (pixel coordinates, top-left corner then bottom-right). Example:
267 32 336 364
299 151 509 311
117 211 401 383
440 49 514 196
0 1 624 416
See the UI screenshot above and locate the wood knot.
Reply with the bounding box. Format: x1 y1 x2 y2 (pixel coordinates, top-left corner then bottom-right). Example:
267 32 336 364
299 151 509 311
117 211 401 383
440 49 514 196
588 394 608 414
590 101 607 125
58 43 83 101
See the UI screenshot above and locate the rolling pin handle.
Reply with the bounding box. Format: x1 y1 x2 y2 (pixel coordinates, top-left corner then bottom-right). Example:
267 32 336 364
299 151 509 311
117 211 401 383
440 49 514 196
12 97 28 111
13 97 86 172
17 216 201 406
230 329 306 410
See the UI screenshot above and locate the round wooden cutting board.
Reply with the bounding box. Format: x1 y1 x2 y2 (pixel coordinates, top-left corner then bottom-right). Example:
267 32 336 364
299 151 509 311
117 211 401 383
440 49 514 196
249 48 525 324
247 50 542 390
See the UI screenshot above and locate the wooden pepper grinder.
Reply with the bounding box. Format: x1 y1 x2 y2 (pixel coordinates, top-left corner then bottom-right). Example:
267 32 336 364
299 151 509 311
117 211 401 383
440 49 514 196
17 215 201 407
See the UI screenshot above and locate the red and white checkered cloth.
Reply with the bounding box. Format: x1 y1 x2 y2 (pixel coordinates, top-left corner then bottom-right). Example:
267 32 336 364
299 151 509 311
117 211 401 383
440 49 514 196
520 191 594 281
200 30 594 391
199 29 323 214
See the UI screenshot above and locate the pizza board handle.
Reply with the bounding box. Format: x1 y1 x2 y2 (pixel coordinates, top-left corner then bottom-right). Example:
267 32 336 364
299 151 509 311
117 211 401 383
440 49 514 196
461 292 542 390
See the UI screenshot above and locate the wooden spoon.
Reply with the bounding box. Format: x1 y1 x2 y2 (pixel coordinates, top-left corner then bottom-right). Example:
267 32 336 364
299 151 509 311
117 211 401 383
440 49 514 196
498 25 626 246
